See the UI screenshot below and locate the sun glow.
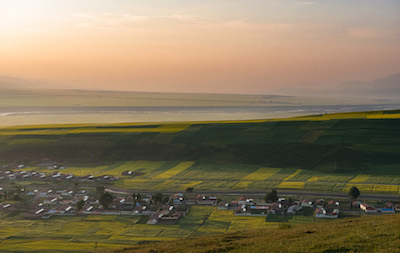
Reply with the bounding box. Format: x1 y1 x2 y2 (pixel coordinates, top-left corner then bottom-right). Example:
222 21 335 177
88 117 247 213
0 0 51 30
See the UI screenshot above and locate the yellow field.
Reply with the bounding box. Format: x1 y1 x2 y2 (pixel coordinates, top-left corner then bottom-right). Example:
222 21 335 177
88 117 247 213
373 184 399 194
269 111 400 122
107 161 167 176
349 174 371 183
0 239 98 251
206 209 277 233
240 167 280 181
152 180 180 191
233 181 252 189
18 165 108 176
179 181 203 191
0 124 191 136
307 176 323 182
342 183 375 193
278 182 305 189
367 114 400 119
154 161 195 179
282 169 302 181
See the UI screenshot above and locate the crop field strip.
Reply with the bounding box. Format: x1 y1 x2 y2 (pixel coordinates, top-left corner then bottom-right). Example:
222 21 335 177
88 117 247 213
282 169 303 181
0 124 191 135
240 167 281 181
154 162 195 179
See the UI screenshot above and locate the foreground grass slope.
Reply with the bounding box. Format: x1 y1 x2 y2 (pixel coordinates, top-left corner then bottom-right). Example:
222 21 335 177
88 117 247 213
1 110 400 174
115 214 400 253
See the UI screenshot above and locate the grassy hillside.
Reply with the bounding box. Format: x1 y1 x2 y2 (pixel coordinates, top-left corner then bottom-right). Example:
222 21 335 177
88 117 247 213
1 110 400 174
114 213 400 253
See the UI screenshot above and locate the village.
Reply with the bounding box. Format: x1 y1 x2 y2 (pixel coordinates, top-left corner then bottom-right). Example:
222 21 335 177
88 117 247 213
0 164 399 225
0 181 399 225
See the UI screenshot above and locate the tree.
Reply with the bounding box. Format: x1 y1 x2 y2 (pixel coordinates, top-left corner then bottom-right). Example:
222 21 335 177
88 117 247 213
265 189 278 202
77 199 85 211
15 185 22 193
186 187 193 193
348 186 360 200
348 186 360 208
152 192 163 205
99 192 113 209
96 186 105 197
13 195 22 201
163 196 170 204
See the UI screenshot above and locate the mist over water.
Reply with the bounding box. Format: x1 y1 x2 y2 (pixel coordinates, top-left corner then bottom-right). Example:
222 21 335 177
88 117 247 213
1 104 399 126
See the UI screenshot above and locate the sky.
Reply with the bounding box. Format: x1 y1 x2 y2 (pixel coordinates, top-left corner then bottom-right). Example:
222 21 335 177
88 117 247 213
0 0 399 94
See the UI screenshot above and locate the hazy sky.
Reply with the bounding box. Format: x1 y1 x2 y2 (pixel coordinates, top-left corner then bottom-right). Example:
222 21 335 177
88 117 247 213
0 0 399 94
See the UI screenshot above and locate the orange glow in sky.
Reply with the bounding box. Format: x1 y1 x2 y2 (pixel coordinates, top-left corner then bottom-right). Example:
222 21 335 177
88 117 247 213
0 0 399 94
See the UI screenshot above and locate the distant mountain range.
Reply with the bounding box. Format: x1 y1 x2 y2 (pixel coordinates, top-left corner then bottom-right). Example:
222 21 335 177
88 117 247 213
339 72 400 98
0 76 47 89
1 72 400 99
273 72 400 100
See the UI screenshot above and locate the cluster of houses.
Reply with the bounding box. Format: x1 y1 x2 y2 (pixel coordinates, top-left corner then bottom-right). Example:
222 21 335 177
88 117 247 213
0 170 118 183
22 191 158 219
1 179 400 223
354 201 398 213
227 197 400 218
147 205 190 225
144 194 217 224
0 189 220 224
227 197 338 217
121 170 145 178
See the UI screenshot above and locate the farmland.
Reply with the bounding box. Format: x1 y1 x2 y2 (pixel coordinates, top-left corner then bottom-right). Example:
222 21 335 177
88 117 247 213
0 110 400 195
0 206 286 252
11 161 400 195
